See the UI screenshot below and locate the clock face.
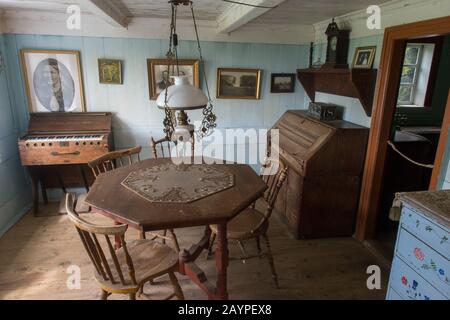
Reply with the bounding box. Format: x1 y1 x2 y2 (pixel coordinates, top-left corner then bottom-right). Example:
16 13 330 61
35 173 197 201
330 36 338 51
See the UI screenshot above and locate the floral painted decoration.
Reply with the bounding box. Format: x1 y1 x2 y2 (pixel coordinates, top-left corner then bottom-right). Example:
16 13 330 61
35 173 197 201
414 248 425 261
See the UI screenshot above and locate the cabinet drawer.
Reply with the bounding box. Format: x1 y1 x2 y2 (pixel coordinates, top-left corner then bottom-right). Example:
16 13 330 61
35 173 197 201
396 228 449 297
400 205 449 259
389 257 447 300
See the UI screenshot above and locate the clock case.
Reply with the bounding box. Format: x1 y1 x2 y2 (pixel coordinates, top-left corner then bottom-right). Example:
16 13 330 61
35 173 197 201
322 20 350 69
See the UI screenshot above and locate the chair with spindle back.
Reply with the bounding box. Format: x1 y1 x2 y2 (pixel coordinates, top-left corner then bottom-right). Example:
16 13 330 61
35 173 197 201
147 136 196 252
75 147 142 214
88 146 142 178
65 193 184 300
150 136 195 159
207 158 288 288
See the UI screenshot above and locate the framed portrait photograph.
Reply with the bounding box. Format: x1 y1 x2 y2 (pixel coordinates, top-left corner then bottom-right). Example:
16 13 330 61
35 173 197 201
216 68 262 99
98 59 123 84
352 46 376 69
148 59 199 100
20 49 85 113
271 73 295 93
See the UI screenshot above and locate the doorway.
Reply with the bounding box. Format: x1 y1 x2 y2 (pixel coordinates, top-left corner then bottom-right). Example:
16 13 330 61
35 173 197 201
354 16 450 245
377 35 450 258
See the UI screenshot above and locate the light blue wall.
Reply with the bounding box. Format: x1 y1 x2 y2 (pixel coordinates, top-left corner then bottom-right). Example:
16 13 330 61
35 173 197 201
1 34 311 200
3 34 310 160
0 35 32 236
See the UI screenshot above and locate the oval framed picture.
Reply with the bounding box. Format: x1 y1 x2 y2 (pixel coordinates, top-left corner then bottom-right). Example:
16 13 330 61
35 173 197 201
20 49 86 113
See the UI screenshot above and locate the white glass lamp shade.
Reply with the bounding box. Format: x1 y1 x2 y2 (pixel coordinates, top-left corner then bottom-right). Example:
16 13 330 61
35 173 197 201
156 76 208 110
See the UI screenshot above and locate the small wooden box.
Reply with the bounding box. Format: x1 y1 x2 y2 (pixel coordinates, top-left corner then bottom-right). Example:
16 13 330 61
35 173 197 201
308 102 340 121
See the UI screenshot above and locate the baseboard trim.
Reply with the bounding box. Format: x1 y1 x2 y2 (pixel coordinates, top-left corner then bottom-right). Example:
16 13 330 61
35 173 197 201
0 203 32 238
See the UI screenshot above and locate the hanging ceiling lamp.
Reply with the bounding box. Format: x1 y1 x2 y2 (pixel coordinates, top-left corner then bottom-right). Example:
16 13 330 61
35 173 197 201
156 0 216 142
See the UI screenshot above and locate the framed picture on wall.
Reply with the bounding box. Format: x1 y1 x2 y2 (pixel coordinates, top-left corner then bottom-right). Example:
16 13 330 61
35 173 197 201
271 73 295 93
20 49 86 113
98 59 123 84
352 46 376 69
216 68 262 99
147 59 200 100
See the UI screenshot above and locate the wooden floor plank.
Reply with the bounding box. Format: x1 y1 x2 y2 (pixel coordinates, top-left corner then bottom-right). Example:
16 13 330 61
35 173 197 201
0 204 389 300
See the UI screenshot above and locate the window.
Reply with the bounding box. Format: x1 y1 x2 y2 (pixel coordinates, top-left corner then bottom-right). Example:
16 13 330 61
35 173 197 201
397 44 422 105
397 37 443 108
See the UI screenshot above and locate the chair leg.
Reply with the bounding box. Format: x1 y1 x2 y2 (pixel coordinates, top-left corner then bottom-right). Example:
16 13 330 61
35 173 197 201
207 233 216 259
256 236 262 257
263 234 279 289
237 240 247 264
169 271 185 300
169 229 180 252
129 292 136 300
100 289 108 300
162 229 168 244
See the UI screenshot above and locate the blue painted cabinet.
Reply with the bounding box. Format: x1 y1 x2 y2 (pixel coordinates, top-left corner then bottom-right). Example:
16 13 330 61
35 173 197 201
387 190 449 300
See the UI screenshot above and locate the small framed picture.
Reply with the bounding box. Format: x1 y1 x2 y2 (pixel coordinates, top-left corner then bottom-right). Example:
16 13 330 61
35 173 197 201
148 59 199 100
217 68 262 99
20 49 85 112
271 73 295 93
98 59 123 84
352 46 376 69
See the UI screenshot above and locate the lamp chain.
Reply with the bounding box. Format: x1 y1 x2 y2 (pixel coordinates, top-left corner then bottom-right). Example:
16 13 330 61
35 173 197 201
190 2 217 138
162 0 217 140
162 3 177 139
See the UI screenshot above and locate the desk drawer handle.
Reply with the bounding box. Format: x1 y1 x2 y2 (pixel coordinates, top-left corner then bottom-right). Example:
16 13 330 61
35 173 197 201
51 151 81 156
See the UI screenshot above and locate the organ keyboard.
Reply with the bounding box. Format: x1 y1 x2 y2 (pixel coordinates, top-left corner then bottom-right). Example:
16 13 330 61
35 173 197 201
18 112 113 214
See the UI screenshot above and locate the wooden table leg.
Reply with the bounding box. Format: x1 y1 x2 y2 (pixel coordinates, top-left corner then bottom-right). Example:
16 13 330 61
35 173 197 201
215 223 229 300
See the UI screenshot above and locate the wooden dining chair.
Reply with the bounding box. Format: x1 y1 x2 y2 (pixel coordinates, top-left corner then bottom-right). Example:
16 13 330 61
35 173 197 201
88 146 142 178
208 158 288 288
147 136 196 252
150 136 195 159
65 193 184 300
74 147 142 214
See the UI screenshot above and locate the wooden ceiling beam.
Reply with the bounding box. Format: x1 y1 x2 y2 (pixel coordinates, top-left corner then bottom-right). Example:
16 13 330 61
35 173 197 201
78 0 128 29
217 0 286 34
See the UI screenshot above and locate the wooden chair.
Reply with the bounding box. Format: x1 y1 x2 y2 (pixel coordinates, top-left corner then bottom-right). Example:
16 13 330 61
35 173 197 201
147 136 196 252
74 147 142 214
88 146 142 178
65 193 184 300
150 136 195 159
208 158 288 288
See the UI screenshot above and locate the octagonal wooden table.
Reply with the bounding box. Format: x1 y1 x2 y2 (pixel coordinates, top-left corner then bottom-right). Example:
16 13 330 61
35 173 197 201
85 157 267 300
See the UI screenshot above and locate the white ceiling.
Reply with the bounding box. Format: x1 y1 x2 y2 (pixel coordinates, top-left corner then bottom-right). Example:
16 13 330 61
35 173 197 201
0 0 388 25
254 0 387 25
111 0 231 20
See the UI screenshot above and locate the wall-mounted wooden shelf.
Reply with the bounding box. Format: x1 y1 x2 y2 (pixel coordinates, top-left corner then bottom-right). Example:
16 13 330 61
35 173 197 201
297 68 378 116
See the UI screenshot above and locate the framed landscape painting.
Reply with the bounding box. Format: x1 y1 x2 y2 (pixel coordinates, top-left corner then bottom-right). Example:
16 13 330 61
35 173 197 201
271 73 295 93
216 68 262 99
148 59 200 100
20 49 85 113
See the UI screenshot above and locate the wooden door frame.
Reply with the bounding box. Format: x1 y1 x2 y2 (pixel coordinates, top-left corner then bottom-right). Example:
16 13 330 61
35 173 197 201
429 90 450 189
354 16 450 241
